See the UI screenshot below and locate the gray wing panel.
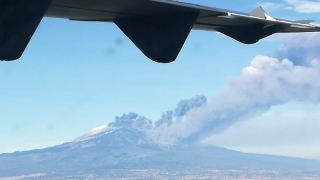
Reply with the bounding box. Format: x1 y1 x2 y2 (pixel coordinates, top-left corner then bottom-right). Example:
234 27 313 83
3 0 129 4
45 0 227 21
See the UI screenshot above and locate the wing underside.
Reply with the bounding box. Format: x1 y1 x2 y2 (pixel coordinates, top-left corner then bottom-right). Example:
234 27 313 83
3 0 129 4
1 0 320 62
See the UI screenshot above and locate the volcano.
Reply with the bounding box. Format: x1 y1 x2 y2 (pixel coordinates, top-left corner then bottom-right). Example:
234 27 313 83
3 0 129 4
1 119 320 179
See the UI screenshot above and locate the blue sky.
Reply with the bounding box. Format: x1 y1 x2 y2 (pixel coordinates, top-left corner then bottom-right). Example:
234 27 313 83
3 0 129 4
1 0 320 159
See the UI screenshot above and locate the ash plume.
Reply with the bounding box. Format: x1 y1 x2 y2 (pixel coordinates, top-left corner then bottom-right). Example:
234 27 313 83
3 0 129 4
108 34 320 145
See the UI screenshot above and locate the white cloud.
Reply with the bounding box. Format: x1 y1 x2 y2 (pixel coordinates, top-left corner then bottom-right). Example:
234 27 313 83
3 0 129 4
284 0 320 13
257 0 320 13
257 2 285 12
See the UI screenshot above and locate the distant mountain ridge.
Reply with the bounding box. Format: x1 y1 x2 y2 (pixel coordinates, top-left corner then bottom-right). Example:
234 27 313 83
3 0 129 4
1 122 320 179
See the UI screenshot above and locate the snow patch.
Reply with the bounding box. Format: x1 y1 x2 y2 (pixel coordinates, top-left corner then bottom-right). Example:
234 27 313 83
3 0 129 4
74 125 119 142
89 125 108 135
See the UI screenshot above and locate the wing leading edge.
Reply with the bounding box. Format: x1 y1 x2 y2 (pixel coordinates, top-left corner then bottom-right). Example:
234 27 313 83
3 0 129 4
1 0 320 63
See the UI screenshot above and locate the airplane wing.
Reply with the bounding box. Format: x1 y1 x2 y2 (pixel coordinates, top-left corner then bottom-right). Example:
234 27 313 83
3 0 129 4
1 0 320 63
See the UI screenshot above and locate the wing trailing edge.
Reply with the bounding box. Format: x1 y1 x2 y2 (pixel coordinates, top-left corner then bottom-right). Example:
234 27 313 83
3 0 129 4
0 0 52 61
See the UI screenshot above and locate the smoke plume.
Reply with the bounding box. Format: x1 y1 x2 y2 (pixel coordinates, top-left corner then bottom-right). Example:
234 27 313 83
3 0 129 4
109 34 320 145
